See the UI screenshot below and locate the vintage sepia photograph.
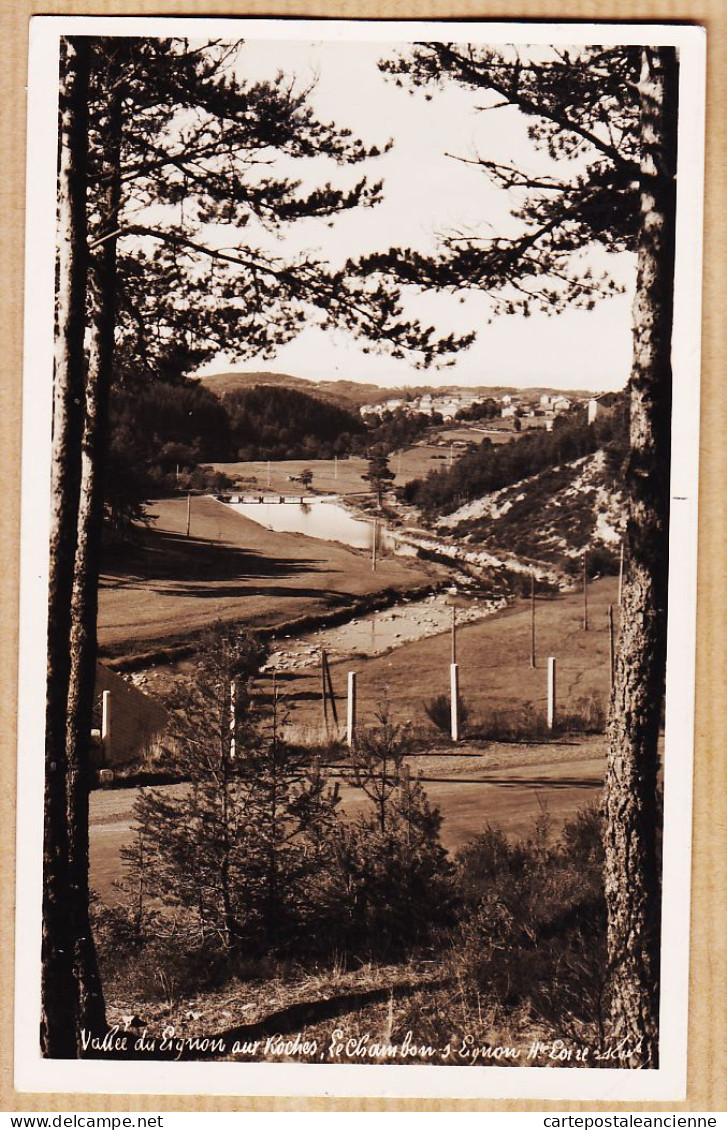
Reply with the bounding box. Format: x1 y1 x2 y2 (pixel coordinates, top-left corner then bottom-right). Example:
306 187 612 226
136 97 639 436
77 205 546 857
15 17 705 1100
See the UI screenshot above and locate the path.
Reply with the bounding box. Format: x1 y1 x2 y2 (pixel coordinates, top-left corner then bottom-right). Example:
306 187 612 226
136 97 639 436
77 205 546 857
89 740 604 904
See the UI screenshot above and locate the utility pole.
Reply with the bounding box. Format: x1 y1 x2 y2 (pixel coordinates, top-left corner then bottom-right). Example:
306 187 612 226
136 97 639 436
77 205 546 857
618 540 625 606
583 549 589 631
608 604 615 688
530 572 536 668
186 491 191 538
323 650 339 728
371 518 377 572
451 604 457 664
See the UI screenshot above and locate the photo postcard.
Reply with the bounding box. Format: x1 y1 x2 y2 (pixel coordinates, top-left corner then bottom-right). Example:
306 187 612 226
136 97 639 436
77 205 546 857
14 15 705 1101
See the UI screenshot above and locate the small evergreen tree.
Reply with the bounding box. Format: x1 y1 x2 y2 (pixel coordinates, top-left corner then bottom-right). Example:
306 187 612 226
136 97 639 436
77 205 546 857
333 710 453 958
127 631 340 958
362 444 395 507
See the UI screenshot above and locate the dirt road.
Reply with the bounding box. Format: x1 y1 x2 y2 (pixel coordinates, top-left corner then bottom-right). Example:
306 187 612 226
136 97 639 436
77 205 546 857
89 739 604 904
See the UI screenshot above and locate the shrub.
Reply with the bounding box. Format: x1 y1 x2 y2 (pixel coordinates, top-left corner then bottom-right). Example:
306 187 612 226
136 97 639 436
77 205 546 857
423 692 470 736
327 772 455 961
448 806 609 1040
314 709 456 961
469 695 606 742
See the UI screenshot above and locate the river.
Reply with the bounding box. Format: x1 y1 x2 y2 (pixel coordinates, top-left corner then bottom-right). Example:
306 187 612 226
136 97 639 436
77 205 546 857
224 494 397 551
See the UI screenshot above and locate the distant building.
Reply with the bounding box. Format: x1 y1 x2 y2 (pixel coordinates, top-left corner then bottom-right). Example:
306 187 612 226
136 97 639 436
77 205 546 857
587 392 619 425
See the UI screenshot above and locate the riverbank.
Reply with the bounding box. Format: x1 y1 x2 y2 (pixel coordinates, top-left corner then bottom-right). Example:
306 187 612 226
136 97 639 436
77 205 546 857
255 576 619 740
98 496 437 665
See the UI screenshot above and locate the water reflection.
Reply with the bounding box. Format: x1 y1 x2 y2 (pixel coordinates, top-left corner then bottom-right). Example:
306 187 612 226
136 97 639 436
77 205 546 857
226 495 394 551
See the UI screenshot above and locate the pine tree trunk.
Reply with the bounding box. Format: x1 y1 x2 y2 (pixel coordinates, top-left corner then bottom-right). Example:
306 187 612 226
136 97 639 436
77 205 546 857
604 45 678 1067
42 36 91 1059
65 53 124 1050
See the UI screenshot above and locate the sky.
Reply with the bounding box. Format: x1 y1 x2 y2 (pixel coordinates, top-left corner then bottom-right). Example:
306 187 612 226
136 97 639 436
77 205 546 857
195 38 636 393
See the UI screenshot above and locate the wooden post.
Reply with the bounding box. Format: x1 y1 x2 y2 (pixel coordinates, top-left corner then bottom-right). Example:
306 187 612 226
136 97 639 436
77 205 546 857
101 690 112 757
547 657 556 730
371 519 377 572
530 572 536 668
451 604 457 664
323 651 339 727
347 671 357 748
320 649 329 735
608 604 615 688
618 540 625 606
266 460 271 489
186 491 191 537
583 549 589 631
450 663 460 742
334 455 338 481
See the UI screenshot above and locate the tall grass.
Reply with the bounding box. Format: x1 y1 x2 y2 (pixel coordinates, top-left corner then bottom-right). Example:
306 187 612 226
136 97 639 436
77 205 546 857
468 694 606 742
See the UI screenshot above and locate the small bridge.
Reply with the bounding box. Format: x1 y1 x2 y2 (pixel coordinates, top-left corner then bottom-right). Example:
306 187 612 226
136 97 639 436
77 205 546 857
231 494 313 505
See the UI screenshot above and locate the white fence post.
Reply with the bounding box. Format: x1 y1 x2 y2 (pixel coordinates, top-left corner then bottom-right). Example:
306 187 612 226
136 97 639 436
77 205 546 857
547 657 556 730
450 662 460 742
347 671 357 748
101 690 112 756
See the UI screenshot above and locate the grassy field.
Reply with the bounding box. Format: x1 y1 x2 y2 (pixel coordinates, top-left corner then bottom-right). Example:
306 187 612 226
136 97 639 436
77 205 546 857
206 435 487 494
98 496 433 659
260 576 619 739
91 580 616 902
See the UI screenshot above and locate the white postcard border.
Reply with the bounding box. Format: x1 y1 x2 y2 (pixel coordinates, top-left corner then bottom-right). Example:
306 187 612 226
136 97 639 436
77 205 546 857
14 16 706 1100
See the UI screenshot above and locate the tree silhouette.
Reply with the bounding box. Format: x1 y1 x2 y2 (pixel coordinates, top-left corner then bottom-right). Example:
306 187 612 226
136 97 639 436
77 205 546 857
365 42 677 1064
45 35 470 1057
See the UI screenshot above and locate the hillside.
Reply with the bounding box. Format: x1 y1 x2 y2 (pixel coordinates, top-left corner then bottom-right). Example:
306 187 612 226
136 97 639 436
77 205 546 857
196 371 385 411
437 450 625 574
197 371 604 412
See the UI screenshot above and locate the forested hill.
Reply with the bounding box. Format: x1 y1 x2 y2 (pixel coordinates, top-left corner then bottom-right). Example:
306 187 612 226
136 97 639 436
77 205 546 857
223 385 366 461
198 370 384 411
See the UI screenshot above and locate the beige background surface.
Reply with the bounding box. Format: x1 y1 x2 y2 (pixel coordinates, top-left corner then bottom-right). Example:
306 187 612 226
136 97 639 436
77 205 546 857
1 0 723 1112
